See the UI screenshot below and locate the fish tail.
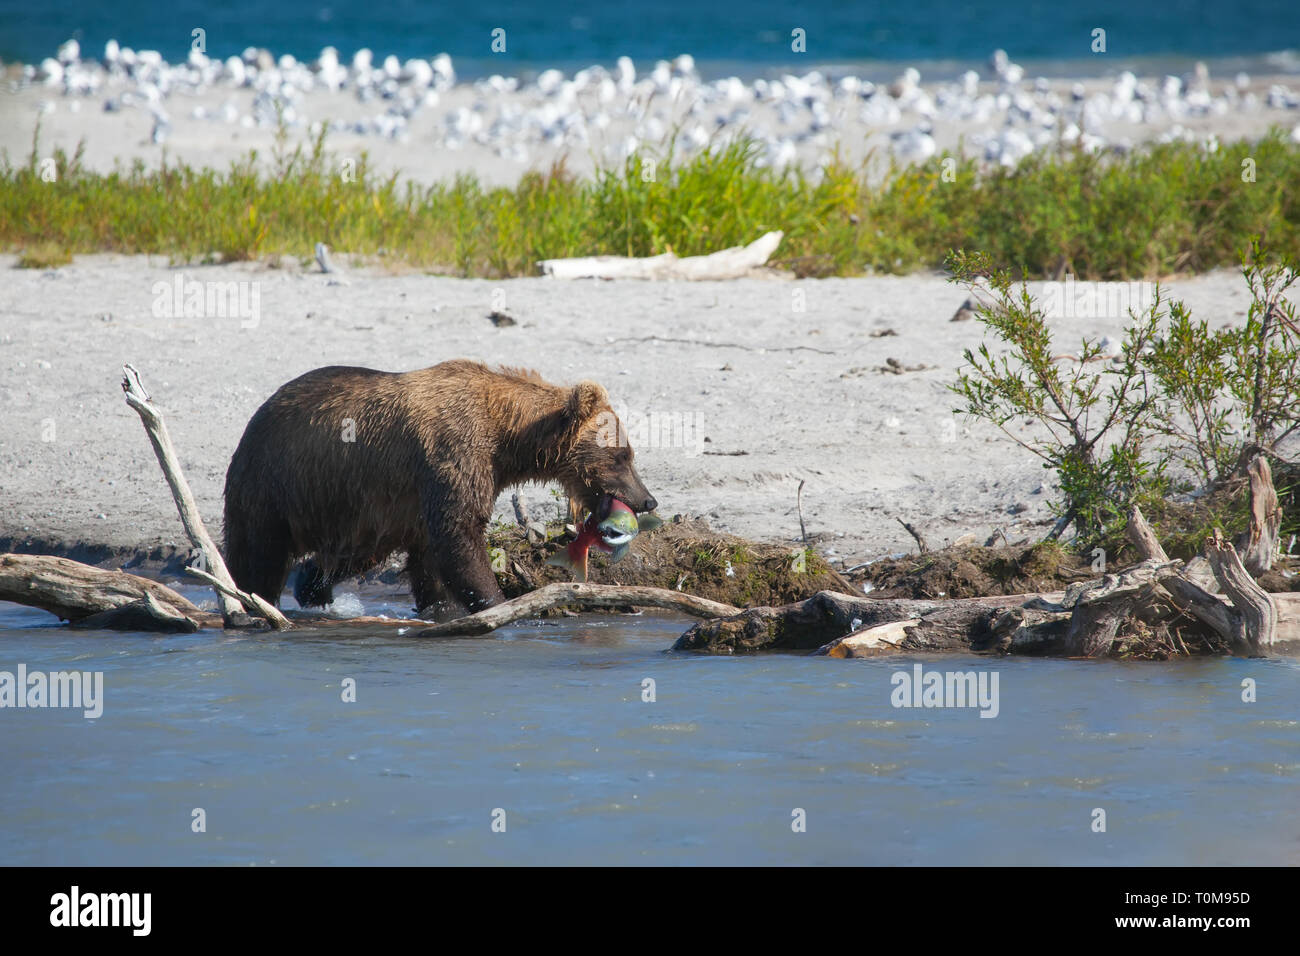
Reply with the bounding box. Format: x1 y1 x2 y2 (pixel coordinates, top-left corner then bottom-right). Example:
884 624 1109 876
637 513 664 532
546 547 589 582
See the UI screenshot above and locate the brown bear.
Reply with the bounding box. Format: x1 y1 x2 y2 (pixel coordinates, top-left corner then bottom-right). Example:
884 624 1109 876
222 361 656 621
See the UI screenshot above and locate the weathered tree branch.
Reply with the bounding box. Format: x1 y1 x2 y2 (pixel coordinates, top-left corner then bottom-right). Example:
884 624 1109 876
1125 504 1169 562
185 566 291 630
1127 500 1277 654
416 583 740 637
1207 530 1278 654
816 618 919 657
1235 453 1281 575
121 364 259 627
675 590 1043 655
896 517 929 554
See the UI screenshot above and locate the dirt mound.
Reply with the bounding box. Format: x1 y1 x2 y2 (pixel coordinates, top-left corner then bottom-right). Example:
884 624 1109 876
487 515 855 608
850 542 1095 600
852 539 1299 601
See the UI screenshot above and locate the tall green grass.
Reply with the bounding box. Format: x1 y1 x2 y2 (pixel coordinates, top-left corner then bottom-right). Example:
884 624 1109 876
3 124 1298 278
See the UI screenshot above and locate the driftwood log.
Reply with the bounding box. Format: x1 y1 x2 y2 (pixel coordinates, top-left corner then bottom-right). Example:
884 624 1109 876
0 553 215 628
0 552 440 632
681 581 1300 658
11 545 1296 654
1206 530 1278 655
0 554 441 631
538 231 783 280
3 468 1293 653
676 590 1038 655
0 555 742 635
416 583 739 637
71 592 204 633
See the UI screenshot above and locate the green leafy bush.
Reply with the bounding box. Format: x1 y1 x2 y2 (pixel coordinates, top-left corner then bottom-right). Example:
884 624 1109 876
951 242 1300 546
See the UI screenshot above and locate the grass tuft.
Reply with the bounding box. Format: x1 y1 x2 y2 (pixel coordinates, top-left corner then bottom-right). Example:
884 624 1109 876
15 241 72 269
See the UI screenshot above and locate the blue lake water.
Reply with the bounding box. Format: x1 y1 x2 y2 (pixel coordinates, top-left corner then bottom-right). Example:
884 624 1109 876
2 587 1298 865
3 0 1299 78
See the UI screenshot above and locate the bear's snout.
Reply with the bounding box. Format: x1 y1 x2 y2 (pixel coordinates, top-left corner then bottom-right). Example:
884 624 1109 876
612 490 656 514
606 474 656 514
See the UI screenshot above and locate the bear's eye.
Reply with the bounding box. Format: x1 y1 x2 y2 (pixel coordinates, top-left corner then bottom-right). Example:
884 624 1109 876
617 449 632 464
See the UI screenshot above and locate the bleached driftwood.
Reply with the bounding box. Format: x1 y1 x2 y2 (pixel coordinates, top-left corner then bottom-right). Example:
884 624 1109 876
1125 504 1170 563
0 553 213 628
1126 505 1277 654
0 555 733 636
185 566 291 630
416 583 740 637
680 583 1300 657
1235 453 1282 575
5 541 1294 655
538 231 783 280
121 364 289 629
1207 530 1278 654
0 551 443 631
816 618 921 657
1059 557 1186 657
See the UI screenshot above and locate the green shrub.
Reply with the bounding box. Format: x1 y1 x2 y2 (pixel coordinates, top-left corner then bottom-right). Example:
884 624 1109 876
951 241 1300 547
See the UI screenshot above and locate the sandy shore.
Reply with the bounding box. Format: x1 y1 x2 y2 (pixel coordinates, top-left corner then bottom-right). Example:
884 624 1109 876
0 253 1264 568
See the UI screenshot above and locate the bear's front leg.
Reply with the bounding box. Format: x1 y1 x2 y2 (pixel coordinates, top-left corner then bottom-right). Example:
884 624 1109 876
439 542 506 616
407 545 468 622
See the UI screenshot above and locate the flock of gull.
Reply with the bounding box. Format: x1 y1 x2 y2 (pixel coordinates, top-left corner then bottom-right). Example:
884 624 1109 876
15 37 1300 172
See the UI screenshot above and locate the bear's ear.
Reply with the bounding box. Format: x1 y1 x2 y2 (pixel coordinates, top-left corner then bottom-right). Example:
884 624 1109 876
567 381 609 423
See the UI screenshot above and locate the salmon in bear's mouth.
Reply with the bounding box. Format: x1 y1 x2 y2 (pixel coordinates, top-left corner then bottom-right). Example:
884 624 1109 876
599 494 661 536
547 495 663 581
588 494 639 546
596 498 638 547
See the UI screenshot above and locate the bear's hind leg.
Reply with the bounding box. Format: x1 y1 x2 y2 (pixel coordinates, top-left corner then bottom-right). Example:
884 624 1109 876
225 517 294 608
292 559 333 608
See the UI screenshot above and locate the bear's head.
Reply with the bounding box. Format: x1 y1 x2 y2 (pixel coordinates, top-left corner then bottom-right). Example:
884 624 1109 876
558 381 658 517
